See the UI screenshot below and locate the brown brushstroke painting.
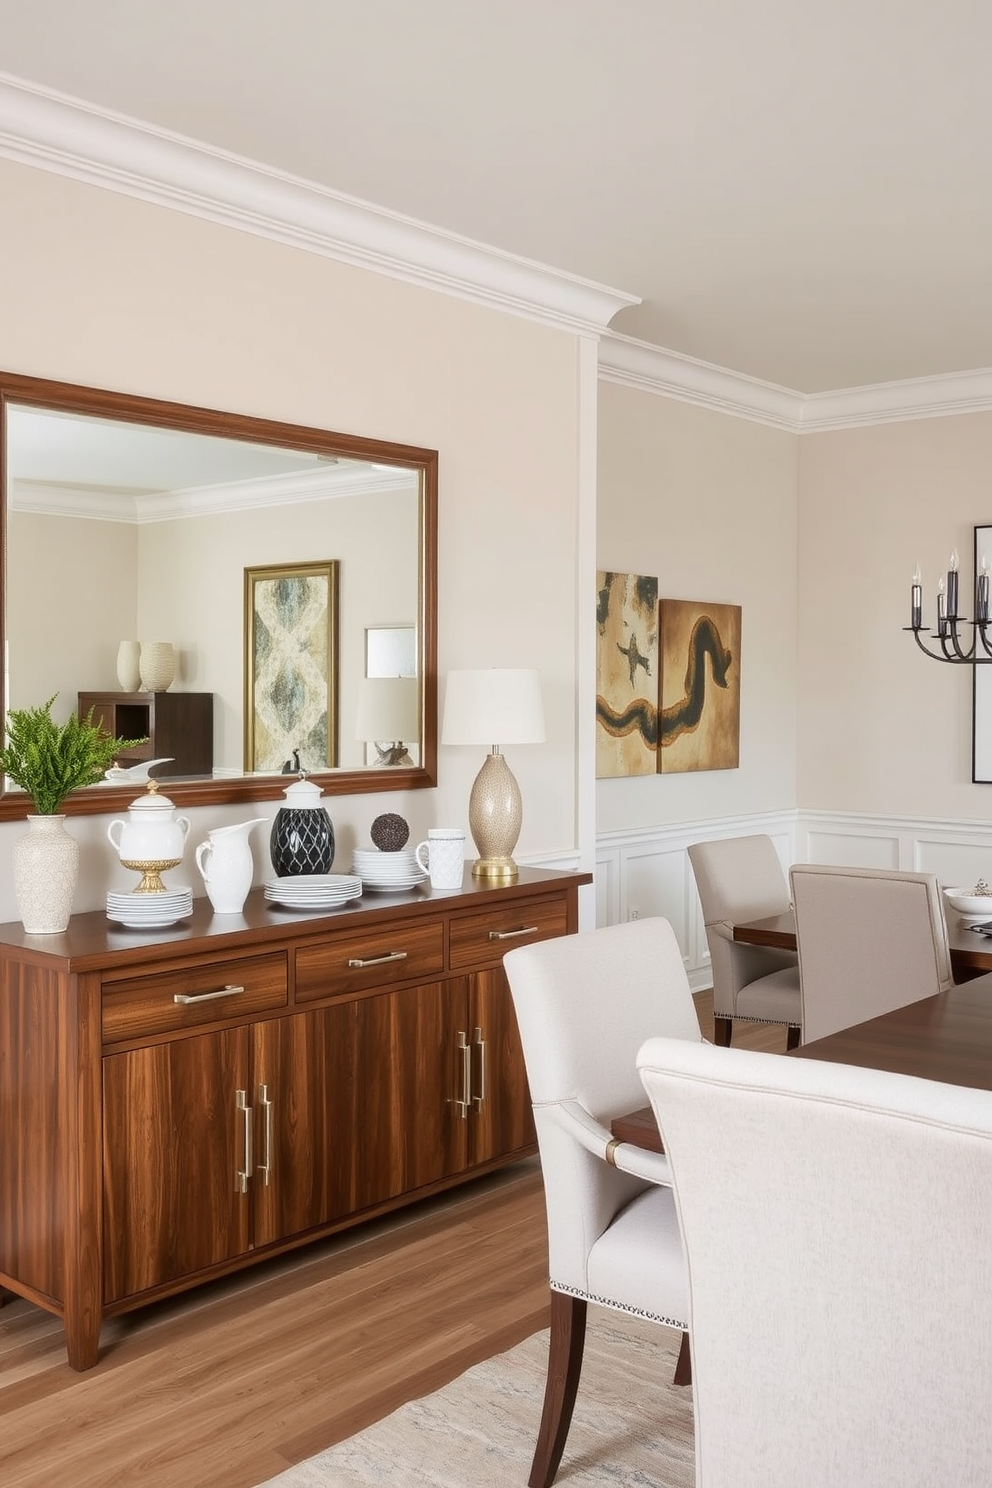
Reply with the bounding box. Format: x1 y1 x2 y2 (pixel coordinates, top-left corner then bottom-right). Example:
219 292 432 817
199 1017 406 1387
658 599 741 773
596 571 659 777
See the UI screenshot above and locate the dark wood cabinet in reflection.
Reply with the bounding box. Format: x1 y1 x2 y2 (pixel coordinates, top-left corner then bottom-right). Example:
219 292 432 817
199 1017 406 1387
78 691 213 778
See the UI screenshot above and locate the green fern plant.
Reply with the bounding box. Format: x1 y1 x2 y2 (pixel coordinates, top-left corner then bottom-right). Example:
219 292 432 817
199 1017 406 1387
0 695 147 815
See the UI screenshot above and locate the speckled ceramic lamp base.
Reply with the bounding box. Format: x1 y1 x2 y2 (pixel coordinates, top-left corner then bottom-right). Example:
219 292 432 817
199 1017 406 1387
468 751 522 881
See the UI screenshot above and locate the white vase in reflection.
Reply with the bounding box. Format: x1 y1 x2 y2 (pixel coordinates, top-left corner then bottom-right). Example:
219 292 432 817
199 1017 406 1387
139 642 175 692
116 640 141 692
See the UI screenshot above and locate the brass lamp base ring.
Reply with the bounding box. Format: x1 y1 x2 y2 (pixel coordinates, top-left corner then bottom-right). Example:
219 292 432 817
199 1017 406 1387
471 856 519 883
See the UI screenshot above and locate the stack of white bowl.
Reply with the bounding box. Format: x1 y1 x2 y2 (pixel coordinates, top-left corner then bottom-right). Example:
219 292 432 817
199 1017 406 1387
352 847 427 892
107 884 193 928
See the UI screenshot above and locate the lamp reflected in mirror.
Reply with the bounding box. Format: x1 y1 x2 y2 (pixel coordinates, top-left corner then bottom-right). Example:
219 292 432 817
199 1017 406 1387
356 676 420 767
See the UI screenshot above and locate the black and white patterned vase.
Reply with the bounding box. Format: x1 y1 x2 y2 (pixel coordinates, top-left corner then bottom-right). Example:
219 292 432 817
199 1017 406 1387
270 777 334 877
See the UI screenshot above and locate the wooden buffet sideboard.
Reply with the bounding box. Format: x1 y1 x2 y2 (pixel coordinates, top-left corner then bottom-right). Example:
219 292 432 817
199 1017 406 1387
0 866 590 1370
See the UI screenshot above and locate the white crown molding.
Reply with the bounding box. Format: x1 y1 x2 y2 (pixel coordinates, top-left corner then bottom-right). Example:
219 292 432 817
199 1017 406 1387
598 332 803 431
0 72 637 337
798 368 992 432
11 460 417 522
600 332 992 432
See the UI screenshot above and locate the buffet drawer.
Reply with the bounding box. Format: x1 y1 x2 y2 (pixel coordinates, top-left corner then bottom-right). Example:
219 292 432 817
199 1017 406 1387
102 953 288 1042
295 920 445 1002
448 895 568 971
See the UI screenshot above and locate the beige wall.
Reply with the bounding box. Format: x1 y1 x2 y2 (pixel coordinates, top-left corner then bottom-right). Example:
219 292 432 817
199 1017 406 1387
798 413 992 820
596 381 799 832
0 158 584 914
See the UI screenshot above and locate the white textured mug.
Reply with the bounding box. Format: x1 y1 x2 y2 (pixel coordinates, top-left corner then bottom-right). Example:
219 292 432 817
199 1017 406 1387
415 829 465 893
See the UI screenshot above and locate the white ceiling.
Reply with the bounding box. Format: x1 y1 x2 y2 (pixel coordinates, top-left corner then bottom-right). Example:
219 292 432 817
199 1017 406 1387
1 0 991 395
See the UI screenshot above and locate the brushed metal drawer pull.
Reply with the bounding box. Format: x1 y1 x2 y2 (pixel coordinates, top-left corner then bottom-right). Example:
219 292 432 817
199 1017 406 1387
347 950 409 968
174 983 246 1005
257 1083 273 1186
235 1088 252 1194
488 926 539 942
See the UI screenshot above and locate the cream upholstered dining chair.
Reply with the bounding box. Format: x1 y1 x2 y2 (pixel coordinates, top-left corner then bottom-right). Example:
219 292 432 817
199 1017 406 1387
502 917 701 1488
790 863 953 1044
687 834 801 1048
636 1037 992 1488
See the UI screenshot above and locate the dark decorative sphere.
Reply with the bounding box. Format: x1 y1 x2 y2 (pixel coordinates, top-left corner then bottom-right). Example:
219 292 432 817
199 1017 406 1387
270 806 335 876
370 812 410 852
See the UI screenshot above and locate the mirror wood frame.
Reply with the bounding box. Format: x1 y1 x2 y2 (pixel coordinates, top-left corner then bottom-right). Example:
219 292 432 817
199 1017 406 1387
0 371 438 822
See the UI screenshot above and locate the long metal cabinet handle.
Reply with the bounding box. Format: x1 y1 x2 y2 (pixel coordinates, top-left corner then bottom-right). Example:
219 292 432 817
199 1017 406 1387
347 950 409 968
174 983 246 1005
453 1031 471 1118
473 1026 486 1111
257 1083 273 1186
235 1089 253 1193
487 926 539 942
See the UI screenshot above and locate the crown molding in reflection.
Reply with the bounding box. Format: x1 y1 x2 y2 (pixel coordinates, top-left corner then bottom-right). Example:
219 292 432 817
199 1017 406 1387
0 71 638 336
600 332 992 432
10 461 418 522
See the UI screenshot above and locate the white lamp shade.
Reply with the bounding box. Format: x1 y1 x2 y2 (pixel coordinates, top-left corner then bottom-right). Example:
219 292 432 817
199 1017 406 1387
441 668 546 747
355 676 420 741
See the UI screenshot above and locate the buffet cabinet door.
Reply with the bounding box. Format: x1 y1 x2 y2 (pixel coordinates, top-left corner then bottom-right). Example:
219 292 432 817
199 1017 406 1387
102 1026 252 1303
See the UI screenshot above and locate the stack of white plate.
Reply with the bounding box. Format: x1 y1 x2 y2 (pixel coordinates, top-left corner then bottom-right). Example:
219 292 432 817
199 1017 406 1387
351 848 427 892
264 873 363 911
107 884 193 928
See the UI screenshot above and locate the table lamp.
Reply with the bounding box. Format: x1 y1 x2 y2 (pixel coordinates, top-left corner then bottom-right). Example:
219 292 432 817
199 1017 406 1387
440 668 546 881
355 676 420 766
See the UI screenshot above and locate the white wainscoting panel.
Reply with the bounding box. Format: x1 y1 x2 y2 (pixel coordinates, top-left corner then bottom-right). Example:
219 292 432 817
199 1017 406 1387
596 807 992 990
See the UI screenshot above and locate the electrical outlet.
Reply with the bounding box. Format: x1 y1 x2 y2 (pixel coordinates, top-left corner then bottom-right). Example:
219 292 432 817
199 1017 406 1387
629 906 640 920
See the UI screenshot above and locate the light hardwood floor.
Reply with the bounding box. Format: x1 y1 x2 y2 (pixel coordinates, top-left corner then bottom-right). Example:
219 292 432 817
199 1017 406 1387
0 992 783 1488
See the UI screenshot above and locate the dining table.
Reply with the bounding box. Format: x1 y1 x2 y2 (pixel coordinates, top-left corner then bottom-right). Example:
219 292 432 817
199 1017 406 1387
732 906 992 979
610 961 992 1154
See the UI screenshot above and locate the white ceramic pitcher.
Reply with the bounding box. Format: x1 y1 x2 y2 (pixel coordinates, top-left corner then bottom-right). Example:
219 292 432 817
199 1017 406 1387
195 819 267 914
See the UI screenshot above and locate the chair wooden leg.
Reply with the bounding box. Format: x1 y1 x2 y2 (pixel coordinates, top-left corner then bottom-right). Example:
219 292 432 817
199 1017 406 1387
528 1291 587 1488
673 1329 692 1386
786 1025 801 1050
713 1015 733 1046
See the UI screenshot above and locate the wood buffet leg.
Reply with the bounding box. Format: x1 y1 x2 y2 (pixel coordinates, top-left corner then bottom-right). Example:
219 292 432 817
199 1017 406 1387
528 1290 587 1488
713 1015 733 1046
786 1025 801 1051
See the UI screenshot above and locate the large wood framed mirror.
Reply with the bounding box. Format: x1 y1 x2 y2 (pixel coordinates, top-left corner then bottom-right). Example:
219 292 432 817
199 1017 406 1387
0 372 437 821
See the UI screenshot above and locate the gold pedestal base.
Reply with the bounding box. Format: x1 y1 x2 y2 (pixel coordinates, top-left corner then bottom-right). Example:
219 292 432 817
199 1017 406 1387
120 858 182 894
471 856 519 883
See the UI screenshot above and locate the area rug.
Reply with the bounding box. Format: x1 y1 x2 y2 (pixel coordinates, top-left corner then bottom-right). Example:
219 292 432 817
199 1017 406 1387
257 1310 694 1487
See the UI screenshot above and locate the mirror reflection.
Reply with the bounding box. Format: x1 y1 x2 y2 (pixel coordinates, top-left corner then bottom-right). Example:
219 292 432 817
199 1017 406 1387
0 374 437 818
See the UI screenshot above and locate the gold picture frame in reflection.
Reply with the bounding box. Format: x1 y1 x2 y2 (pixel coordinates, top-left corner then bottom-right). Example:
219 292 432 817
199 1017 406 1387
244 560 339 774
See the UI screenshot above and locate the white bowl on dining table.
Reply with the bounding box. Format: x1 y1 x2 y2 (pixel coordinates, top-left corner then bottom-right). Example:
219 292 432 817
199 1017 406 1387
943 887 992 920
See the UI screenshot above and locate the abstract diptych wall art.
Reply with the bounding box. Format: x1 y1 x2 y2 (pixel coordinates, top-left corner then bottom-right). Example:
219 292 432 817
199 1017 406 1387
596 573 741 777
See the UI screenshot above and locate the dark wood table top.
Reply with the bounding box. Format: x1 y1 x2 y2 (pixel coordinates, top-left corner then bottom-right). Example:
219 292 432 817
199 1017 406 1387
734 907 992 978
612 974 992 1154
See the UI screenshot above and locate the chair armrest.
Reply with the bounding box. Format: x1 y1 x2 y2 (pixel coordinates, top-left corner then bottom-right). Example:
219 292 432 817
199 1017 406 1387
547 1100 673 1186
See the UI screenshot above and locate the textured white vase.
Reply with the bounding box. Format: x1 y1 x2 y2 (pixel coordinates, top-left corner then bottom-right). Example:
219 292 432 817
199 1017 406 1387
116 640 142 692
139 641 175 692
12 815 80 933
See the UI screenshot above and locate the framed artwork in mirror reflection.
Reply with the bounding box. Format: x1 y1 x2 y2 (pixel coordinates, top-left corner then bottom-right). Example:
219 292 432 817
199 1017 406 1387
244 560 339 774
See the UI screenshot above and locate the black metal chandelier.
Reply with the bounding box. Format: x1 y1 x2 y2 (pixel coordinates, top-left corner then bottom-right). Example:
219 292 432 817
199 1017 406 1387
907 539 992 663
